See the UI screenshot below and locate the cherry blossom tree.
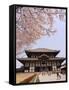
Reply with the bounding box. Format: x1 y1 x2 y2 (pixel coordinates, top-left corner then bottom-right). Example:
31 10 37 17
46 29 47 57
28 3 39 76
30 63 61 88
16 6 66 55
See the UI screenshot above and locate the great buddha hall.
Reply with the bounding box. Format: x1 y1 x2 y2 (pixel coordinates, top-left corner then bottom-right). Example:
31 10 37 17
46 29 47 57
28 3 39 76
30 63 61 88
17 48 65 73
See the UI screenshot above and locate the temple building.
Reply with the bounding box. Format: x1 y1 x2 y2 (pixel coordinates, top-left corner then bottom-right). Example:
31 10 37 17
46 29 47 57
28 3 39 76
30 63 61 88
17 48 65 73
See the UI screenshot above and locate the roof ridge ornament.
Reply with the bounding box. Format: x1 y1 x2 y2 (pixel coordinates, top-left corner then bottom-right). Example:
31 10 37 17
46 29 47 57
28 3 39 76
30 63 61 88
38 54 49 59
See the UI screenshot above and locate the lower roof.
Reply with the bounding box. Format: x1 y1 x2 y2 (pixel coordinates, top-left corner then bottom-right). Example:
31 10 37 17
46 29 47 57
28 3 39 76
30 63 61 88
17 57 65 63
61 65 66 69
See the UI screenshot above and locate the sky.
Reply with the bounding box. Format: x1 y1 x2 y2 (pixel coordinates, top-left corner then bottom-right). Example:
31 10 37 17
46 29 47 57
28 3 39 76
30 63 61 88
32 18 66 57
16 16 66 68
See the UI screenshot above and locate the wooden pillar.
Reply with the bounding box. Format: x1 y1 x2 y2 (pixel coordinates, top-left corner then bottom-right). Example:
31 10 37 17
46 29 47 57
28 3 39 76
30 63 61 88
56 61 57 71
40 61 42 72
29 61 30 72
51 61 53 72
23 63 25 72
45 61 46 70
51 61 52 71
27 62 29 72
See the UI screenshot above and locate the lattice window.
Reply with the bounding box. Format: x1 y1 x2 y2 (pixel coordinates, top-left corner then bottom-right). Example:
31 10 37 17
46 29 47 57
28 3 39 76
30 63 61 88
57 62 60 66
30 63 35 67
25 63 29 67
52 66 57 71
52 62 56 66
36 62 40 66
29 67 35 72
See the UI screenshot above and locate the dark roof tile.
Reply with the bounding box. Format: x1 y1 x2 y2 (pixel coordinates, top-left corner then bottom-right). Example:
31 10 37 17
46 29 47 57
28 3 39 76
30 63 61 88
25 48 60 53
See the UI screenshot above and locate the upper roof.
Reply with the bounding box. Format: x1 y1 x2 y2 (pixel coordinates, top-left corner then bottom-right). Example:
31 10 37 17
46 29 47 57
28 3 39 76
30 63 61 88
25 48 60 53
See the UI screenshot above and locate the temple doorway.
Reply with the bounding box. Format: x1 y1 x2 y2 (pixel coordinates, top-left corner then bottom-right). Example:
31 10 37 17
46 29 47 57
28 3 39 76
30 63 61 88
40 67 48 72
35 67 40 72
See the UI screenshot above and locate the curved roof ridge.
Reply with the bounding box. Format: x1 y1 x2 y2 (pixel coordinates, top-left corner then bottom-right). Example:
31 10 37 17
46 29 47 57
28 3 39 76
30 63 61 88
25 48 60 52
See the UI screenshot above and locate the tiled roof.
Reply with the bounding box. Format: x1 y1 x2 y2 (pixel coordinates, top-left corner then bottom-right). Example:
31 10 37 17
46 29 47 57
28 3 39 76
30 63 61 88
25 48 60 53
49 57 66 61
17 58 38 61
17 57 65 62
61 65 66 69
